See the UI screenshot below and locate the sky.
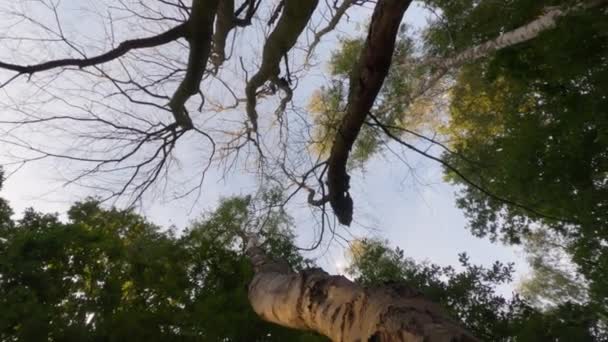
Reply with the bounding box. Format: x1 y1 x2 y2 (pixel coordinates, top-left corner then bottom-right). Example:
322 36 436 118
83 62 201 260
0 0 529 295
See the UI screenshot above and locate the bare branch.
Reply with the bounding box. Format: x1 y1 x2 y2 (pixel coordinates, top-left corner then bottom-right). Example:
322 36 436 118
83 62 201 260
244 0 319 131
0 24 188 74
168 0 220 129
327 0 412 226
367 113 578 225
305 0 359 64
210 0 261 71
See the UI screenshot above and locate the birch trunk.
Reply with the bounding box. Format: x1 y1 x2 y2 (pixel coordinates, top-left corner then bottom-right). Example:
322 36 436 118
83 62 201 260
246 245 477 342
413 0 608 100
435 0 606 71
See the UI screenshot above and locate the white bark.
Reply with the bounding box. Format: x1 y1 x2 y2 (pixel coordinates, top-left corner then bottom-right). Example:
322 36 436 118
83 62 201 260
412 0 607 101
246 245 477 342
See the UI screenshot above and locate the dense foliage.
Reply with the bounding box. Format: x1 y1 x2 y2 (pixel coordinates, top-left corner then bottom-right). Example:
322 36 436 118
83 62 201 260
347 239 606 341
0 192 324 341
2 178 606 340
428 0 608 314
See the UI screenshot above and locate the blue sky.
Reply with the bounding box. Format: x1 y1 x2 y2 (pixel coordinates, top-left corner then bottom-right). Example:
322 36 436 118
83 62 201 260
0 0 529 295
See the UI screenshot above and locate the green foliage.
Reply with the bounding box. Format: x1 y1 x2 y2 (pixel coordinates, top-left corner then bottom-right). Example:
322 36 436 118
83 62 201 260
329 38 364 77
428 0 608 322
347 239 607 341
1 181 606 340
422 0 566 56
0 201 187 341
518 230 589 308
0 195 326 341
308 27 444 167
0 169 605 340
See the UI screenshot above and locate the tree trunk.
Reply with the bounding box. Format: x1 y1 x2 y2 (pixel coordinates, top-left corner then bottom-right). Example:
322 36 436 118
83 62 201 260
413 0 608 101
327 0 412 226
246 245 477 342
322 0 607 226
434 0 607 72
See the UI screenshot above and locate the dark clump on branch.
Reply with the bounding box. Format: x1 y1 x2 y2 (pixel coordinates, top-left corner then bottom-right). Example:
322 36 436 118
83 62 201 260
245 0 319 131
327 0 412 226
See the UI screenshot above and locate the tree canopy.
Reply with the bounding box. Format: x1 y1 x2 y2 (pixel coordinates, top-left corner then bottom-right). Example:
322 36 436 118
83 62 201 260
0 0 607 340
433 0 608 314
0 191 326 341
2 189 606 340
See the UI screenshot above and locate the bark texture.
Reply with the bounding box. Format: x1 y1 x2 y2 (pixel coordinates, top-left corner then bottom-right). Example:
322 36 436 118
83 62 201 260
247 245 477 342
327 0 412 226
245 0 319 131
210 0 236 70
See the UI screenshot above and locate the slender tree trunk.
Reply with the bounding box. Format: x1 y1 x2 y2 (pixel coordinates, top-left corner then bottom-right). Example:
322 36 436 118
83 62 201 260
413 0 608 100
246 245 477 342
434 0 607 71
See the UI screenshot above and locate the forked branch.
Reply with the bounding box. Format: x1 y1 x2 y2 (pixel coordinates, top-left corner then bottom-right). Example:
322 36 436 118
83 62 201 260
244 0 319 131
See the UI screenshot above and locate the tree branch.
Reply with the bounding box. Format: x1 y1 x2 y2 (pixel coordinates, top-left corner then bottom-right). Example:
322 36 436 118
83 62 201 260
168 0 220 129
305 0 359 64
0 24 188 74
210 0 260 71
327 0 412 226
244 232 477 341
367 113 578 225
244 0 319 131
411 0 608 101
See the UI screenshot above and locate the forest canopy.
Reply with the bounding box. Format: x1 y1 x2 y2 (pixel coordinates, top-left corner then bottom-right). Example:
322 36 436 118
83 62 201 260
0 0 606 340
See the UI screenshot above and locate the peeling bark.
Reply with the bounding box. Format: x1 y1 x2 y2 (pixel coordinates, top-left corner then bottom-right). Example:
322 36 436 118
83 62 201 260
327 0 412 226
245 0 319 131
247 244 477 342
168 0 220 129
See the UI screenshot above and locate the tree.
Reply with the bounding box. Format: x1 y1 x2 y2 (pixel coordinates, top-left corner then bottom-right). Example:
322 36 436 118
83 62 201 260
0 183 473 340
429 0 608 313
0 0 606 339
3 191 606 340
517 229 590 311
346 239 607 341
0 192 326 341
